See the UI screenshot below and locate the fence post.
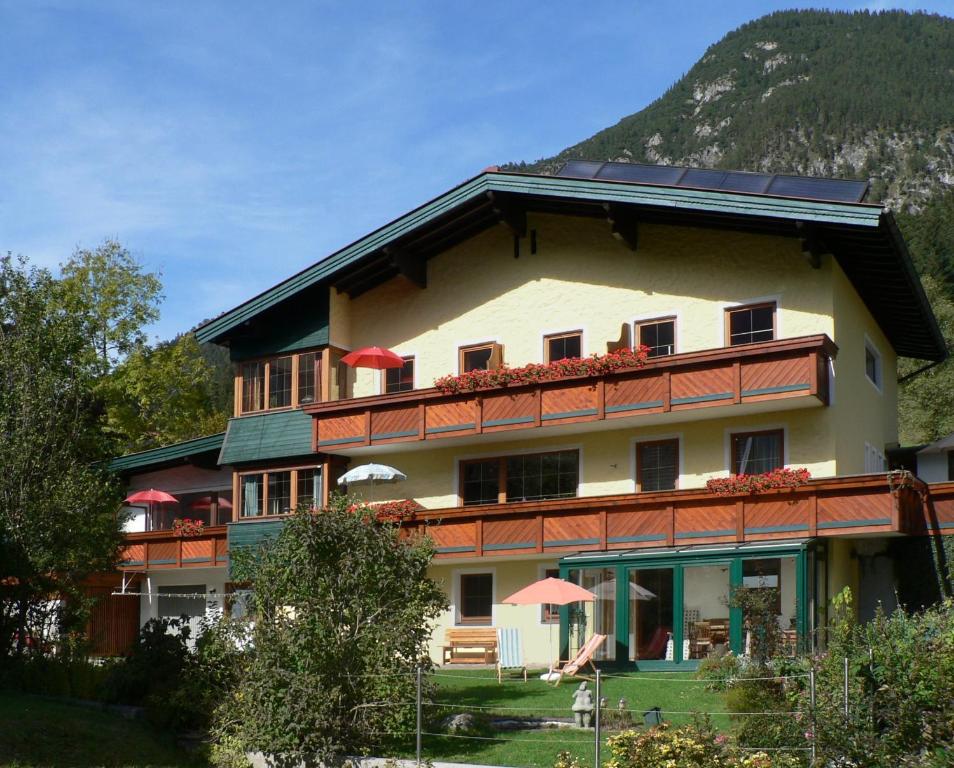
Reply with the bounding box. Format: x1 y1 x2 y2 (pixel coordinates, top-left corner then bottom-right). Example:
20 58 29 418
843 656 849 718
416 665 423 767
594 668 601 768
809 666 817 765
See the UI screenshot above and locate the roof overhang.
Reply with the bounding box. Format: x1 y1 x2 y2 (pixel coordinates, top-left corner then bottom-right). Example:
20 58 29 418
195 170 946 361
108 432 226 475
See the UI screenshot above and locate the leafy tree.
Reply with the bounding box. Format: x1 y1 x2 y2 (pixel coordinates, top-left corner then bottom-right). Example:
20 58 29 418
215 497 447 766
0 255 122 659
60 239 162 370
102 332 230 451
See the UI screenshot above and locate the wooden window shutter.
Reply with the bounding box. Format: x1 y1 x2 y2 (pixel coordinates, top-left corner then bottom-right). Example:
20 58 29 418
607 323 632 353
488 343 504 369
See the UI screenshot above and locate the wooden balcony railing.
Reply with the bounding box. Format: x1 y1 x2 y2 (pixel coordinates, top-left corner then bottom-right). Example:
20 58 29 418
121 526 228 570
406 474 924 559
305 335 835 452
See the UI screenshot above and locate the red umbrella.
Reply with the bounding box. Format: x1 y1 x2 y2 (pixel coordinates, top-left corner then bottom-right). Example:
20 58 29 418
503 577 595 680
124 489 178 533
189 495 233 511
340 346 405 369
124 489 178 505
503 577 595 606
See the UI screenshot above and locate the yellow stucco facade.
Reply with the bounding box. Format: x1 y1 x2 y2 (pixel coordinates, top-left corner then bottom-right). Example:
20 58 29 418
330 212 897 507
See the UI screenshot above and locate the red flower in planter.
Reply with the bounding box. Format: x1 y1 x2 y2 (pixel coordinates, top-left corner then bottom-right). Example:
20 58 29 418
706 468 811 496
347 499 422 523
172 518 206 537
434 347 649 394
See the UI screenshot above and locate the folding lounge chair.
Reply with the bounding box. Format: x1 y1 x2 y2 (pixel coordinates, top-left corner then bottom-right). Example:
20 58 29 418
496 627 527 683
550 633 607 686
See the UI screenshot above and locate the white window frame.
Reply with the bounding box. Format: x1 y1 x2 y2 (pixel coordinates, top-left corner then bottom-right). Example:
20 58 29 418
452 567 497 627
537 563 561 626
719 294 782 348
722 423 788 476
864 335 883 394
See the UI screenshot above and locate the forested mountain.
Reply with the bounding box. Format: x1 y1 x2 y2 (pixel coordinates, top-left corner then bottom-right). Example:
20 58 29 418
508 9 954 445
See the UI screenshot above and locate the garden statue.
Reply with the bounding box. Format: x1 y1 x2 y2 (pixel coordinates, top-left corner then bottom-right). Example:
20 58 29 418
571 681 594 727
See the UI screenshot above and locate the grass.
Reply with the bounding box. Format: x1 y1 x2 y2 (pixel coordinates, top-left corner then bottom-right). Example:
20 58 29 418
0 692 203 768
0 671 729 768
387 668 730 768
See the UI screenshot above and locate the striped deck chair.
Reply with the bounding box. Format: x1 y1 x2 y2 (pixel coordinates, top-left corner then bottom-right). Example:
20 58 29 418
496 627 527 683
551 633 607 686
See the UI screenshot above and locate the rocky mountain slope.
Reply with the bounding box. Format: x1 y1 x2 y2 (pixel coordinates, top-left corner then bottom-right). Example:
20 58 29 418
511 10 954 211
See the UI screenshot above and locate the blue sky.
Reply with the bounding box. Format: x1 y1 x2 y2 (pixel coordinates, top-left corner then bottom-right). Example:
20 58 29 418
2 0 952 342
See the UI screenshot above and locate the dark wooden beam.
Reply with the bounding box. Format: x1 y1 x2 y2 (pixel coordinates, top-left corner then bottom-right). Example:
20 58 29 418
604 203 639 250
796 221 826 269
486 191 526 237
385 247 426 289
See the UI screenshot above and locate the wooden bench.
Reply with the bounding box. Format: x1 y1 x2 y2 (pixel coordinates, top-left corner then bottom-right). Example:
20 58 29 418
442 628 498 664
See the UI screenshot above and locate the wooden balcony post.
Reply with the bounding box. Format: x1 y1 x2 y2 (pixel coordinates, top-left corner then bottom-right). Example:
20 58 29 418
809 493 818 537
596 380 606 420
533 387 542 427
176 538 182 568
417 403 425 440
735 500 745 542
732 361 742 405
599 509 607 549
475 519 483 557
363 409 371 446
536 514 544 553
474 397 483 434
662 371 671 412
666 504 675 546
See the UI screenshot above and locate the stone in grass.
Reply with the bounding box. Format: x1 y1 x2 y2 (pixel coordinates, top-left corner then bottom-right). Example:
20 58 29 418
441 712 488 736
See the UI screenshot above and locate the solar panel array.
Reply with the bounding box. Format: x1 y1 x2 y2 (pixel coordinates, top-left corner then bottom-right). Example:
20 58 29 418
556 160 869 204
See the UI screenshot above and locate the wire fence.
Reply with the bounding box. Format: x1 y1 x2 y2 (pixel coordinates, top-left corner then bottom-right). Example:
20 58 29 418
353 664 831 768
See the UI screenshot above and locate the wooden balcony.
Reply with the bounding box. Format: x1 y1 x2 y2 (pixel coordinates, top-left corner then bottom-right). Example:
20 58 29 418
120 526 228 570
407 474 925 559
305 335 835 453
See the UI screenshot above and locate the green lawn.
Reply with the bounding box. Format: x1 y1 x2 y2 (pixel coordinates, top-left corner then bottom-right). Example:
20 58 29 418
391 668 730 768
0 692 202 768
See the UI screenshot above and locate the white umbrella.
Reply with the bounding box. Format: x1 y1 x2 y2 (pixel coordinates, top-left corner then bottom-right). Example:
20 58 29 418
590 578 655 601
337 462 407 486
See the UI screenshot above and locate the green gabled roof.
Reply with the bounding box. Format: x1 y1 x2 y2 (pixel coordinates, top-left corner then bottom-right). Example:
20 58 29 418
194 170 884 345
108 433 226 474
219 409 314 465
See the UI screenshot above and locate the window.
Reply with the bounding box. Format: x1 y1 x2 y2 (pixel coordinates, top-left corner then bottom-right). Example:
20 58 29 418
458 573 493 625
462 459 501 506
460 450 579 506
268 356 292 408
241 466 324 517
545 332 582 363
460 343 501 373
238 349 328 414
948 451 954 482
506 451 578 502
727 303 775 346
731 430 784 475
542 567 560 623
384 356 415 394
241 362 265 412
241 474 264 517
297 467 323 509
298 352 319 405
637 439 679 491
636 318 675 358
865 340 882 391
267 471 291 515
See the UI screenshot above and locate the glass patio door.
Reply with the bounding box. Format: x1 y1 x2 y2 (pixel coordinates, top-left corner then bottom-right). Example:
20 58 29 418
567 567 616 661
683 563 731 660
627 567 674 662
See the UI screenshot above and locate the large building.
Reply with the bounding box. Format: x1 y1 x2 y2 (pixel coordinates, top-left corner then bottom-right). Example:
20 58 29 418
95 162 954 667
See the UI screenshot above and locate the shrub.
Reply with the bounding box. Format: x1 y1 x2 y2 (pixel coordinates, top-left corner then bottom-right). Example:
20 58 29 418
729 587 782 664
806 589 954 766
213 496 447 766
102 616 191 708
696 652 741 691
